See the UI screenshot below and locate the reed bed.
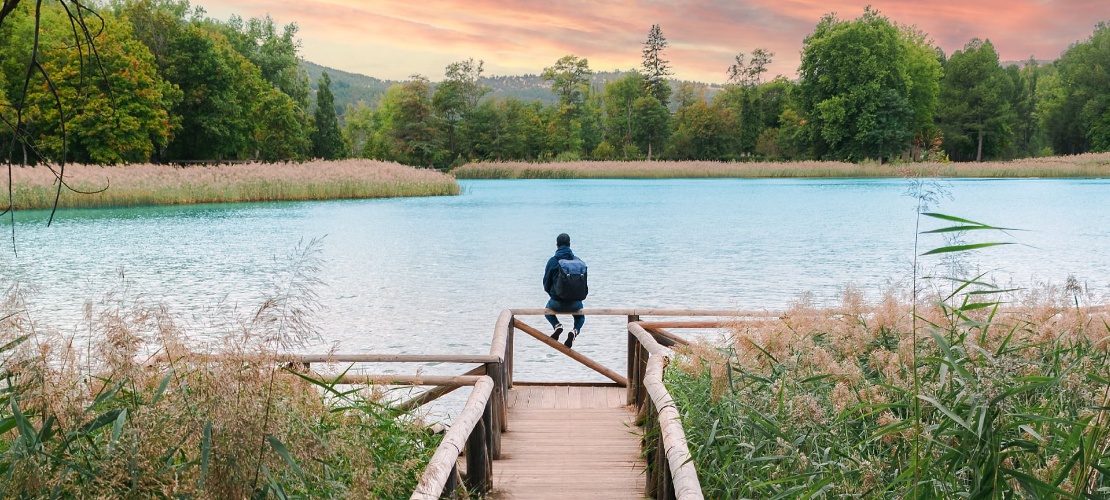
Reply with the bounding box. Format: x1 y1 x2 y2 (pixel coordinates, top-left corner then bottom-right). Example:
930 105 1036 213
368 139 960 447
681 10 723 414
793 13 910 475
3 159 459 210
668 284 1110 498
452 152 1110 179
0 242 439 498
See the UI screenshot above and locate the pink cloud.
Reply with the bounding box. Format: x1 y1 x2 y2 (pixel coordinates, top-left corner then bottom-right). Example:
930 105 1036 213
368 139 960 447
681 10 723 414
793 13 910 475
196 0 1108 82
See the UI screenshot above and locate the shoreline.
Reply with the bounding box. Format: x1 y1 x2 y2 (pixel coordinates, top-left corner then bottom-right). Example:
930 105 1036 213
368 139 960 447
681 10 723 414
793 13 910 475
451 152 1110 179
3 159 460 210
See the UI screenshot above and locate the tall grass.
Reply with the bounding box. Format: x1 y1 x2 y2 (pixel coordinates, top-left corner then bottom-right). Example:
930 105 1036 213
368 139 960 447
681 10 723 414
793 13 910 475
0 241 439 497
668 283 1110 498
4 159 459 210
451 152 1110 179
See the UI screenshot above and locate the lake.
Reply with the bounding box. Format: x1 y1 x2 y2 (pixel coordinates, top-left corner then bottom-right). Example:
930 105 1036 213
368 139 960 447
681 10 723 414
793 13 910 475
4 178 1110 384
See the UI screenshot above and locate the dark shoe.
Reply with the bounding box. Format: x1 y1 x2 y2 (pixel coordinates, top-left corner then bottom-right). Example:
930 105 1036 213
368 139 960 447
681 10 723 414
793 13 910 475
550 324 563 341
564 330 577 349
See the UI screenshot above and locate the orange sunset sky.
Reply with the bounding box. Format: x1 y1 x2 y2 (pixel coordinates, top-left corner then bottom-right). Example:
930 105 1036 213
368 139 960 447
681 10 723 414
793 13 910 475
198 0 1108 84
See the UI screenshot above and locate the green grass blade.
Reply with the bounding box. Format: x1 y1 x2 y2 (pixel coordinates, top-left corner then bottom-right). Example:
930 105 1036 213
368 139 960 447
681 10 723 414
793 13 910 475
921 242 1014 255
267 434 306 482
151 371 173 406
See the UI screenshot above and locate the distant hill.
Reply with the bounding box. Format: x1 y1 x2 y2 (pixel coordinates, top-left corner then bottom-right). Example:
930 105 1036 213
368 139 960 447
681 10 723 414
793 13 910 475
301 61 724 121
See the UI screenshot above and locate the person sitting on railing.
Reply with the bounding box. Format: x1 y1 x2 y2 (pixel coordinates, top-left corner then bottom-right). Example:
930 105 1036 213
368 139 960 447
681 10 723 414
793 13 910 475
543 233 587 348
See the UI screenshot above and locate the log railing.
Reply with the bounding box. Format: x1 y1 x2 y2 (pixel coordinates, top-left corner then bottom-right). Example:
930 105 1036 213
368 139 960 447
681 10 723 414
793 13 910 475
177 308 759 498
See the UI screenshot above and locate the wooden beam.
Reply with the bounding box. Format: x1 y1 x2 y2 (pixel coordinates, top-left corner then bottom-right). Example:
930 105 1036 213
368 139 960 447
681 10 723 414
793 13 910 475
510 308 779 317
290 353 501 364
148 352 499 365
643 326 689 347
412 376 494 499
396 365 486 412
512 319 628 387
301 373 484 386
637 320 734 329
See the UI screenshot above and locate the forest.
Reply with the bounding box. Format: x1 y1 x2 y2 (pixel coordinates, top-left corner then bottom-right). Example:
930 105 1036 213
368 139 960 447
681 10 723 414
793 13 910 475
1 2 1108 168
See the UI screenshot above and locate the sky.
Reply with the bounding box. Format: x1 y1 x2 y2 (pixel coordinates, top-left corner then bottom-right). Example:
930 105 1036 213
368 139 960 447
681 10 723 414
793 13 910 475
197 0 1108 84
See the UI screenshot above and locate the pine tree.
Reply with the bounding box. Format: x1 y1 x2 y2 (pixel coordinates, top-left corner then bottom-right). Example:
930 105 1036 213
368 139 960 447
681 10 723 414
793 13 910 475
641 24 672 105
312 71 348 160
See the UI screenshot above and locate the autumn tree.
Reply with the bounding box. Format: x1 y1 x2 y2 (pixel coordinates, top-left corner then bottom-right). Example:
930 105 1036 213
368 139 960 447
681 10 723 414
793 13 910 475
641 24 672 104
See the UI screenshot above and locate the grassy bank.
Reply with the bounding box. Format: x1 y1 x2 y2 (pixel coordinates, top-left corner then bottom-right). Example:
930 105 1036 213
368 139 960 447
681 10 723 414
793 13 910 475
0 244 439 497
451 152 1110 179
667 286 1110 497
4 159 459 210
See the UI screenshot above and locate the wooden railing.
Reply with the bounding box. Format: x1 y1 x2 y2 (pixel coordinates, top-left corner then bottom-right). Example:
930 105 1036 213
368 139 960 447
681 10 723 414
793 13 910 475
237 308 764 498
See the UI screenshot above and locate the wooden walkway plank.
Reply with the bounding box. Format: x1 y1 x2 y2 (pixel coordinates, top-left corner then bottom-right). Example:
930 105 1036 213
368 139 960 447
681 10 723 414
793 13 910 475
490 385 645 499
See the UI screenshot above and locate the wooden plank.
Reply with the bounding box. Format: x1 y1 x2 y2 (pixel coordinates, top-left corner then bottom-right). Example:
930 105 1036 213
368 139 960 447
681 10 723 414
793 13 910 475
491 386 645 499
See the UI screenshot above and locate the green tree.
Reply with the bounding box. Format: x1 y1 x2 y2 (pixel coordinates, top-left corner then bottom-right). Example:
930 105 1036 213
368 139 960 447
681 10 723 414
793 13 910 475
631 96 670 160
312 71 347 159
542 55 592 109
602 73 644 155
668 100 732 160
374 75 441 167
254 89 310 161
1042 22 1110 154
938 38 1014 161
797 7 918 162
900 25 943 160
641 24 672 104
542 55 592 156
215 14 309 108
433 58 488 162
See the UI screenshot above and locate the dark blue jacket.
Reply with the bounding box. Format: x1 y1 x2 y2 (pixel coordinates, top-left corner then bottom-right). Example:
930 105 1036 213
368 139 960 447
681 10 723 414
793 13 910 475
543 245 577 298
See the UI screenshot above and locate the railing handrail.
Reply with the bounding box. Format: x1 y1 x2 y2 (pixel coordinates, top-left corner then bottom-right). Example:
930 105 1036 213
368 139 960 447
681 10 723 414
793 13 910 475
412 375 495 499
629 322 705 500
511 307 777 317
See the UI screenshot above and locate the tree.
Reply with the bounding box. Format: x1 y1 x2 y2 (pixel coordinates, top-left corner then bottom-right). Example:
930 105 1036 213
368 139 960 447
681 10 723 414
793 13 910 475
631 96 669 160
542 55 592 109
900 25 943 160
1042 22 1110 154
641 24 672 104
726 48 772 87
938 38 1014 161
312 71 347 159
542 55 593 156
374 75 441 167
216 13 310 108
433 58 488 161
602 73 644 155
797 8 921 163
27 8 174 164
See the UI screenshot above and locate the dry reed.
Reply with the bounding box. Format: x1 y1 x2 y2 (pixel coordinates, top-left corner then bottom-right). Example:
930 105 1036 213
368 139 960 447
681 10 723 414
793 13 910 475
452 152 1110 179
0 241 438 497
669 283 1110 497
3 159 459 210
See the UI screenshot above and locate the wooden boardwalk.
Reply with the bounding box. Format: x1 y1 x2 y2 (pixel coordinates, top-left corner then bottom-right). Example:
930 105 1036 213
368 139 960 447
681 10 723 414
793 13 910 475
489 385 645 499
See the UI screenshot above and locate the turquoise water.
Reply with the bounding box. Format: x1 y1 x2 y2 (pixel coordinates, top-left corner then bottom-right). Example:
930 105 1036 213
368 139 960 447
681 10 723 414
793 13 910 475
4 178 1110 382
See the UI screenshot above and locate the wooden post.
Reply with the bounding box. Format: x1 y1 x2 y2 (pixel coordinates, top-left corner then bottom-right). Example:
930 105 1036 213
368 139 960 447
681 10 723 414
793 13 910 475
486 361 503 459
465 404 491 495
442 463 459 498
637 342 649 409
644 398 659 498
507 316 515 389
627 314 640 406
